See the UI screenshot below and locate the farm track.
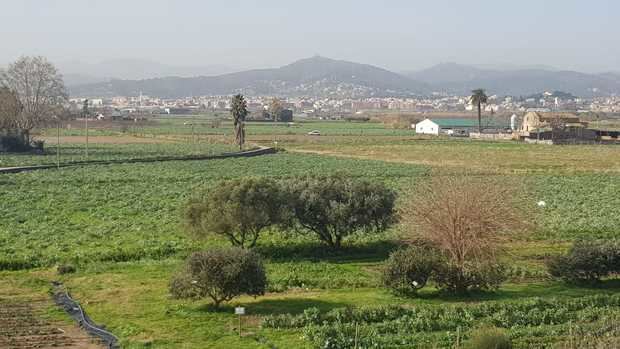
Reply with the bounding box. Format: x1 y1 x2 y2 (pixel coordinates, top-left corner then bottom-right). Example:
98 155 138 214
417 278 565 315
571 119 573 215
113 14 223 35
0 146 275 174
288 147 620 174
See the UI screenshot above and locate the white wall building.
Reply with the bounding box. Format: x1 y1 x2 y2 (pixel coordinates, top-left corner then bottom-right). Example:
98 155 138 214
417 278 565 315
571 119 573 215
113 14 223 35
414 118 440 135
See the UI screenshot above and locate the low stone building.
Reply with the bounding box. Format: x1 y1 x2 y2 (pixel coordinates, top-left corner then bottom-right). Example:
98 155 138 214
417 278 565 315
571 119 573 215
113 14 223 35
520 112 587 133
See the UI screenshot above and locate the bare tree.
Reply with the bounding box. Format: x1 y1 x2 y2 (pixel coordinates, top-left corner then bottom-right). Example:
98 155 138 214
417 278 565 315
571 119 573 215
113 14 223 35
0 56 68 143
268 97 284 122
0 87 23 130
400 176 531 293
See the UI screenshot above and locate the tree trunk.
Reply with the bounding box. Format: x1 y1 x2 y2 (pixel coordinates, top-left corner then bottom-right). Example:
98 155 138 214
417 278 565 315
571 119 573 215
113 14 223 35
477 102 482 133
334 235 343 250
212 298 222 309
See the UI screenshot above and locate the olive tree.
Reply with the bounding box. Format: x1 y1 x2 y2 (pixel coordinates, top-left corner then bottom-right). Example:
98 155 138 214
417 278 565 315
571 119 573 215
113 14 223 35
0 56 67 144
286 175 397 249
170 248 267 309
185 178 286 248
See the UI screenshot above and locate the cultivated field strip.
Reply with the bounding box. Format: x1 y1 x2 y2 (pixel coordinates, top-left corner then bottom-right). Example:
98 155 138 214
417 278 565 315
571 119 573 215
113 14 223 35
0 299 104 349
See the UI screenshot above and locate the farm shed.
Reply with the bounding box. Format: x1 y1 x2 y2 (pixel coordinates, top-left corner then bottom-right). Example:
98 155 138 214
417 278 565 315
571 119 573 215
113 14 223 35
414 119 440 135
413 118 509 136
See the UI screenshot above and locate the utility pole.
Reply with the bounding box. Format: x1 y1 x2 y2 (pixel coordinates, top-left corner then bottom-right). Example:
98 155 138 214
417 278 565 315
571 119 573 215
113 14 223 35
54 115 60 168
191 122 196 154
274 113 277 151
83 99 89 159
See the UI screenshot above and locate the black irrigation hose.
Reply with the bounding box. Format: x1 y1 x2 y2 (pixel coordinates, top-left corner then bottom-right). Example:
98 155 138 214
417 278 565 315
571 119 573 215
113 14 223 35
52 282 120 349
0 146 276 174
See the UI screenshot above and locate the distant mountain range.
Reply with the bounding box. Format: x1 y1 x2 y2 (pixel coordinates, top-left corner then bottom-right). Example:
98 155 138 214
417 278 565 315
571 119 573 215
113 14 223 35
406 62 620 97
58 59 238 86
69 56 429 98
68 57 620 98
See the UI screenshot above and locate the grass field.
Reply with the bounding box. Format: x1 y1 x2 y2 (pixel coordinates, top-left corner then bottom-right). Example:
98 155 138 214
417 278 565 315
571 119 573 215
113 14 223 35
1 118 619 348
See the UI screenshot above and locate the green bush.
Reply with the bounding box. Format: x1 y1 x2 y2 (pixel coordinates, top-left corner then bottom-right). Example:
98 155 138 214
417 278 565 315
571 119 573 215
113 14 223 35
57 264 76 275
466 327 512 349
185 177 286 248
285 175 397 249
547 239 620 284
433 262 507 294
382 246 438 296
169 247 267 308
381 245 506 296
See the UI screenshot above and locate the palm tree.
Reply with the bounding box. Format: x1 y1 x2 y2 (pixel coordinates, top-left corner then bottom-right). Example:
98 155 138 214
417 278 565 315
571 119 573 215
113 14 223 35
470 89 488 133
231 94 248 150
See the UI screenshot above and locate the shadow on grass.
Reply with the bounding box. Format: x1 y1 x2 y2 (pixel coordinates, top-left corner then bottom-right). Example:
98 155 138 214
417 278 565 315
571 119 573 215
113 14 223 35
256 239 401 263
243 298 349 316
408 279 620 304
195 298 348 316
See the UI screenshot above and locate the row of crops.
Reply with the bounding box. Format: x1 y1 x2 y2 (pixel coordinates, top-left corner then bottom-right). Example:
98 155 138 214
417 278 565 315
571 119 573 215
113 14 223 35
263 295 620 348
0 142 239 167
2 144 619 348
0 153 423 270
1 153 619 270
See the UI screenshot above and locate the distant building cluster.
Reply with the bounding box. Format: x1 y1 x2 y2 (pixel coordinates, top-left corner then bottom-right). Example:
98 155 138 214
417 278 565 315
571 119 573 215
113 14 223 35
412 111 619 144
68 91 620 121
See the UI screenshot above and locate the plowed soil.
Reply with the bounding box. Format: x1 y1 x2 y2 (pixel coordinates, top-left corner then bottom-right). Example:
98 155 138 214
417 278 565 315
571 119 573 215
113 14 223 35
0 299 104 349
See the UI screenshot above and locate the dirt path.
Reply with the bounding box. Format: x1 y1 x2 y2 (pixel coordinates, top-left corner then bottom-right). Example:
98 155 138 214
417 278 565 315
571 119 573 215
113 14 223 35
289 148 443 167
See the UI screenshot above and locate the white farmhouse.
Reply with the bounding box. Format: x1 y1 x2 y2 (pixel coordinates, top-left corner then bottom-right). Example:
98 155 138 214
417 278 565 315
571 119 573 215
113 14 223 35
415 118 440 135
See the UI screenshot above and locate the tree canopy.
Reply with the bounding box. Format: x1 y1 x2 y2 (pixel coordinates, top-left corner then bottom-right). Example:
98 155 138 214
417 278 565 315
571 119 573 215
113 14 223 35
470 89 488 133
185 178 286 248
0 56 67 137
0 87 23 130
170 248 267 308
268 98 284 121
286 175 397 249
401 176 530 294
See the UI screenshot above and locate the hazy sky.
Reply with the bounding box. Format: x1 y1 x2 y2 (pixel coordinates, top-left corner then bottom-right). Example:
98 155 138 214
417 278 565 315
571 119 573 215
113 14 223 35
2 0 619 73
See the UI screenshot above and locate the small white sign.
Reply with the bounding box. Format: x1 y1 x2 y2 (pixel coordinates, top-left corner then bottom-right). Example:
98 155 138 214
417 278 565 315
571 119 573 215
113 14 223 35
235 307 245 315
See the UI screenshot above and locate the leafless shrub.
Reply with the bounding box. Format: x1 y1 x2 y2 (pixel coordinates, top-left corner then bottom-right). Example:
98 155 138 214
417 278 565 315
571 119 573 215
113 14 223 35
400 175 531 293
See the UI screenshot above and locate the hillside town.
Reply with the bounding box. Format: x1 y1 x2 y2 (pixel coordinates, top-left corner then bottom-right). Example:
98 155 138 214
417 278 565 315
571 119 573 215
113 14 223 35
2 1 620 348
69 92 620 119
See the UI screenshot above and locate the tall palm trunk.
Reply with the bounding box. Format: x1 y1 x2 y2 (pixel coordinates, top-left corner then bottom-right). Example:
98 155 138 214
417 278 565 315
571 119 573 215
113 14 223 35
477 102 482 133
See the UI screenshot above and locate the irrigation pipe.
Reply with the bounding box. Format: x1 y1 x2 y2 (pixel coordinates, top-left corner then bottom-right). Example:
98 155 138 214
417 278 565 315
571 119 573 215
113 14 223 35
52 282 120 349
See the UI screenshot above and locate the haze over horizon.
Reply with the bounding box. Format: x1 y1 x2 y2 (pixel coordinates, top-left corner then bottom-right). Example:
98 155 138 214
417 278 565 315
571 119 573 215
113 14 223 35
2 0 620 76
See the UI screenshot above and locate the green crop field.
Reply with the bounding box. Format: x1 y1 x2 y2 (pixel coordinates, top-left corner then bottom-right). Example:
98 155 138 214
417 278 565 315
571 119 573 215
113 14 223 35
0 142 239 167
1 118 619 348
